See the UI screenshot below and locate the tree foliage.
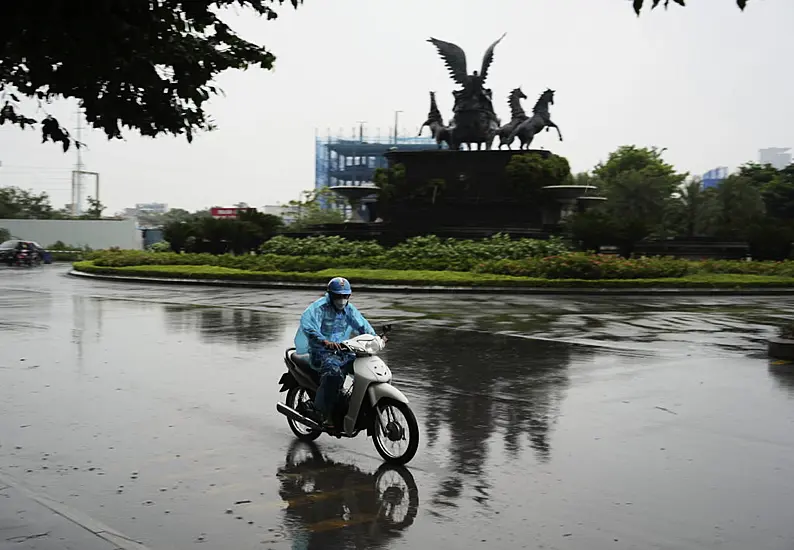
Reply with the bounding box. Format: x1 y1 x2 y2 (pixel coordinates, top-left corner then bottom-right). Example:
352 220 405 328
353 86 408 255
0 186 61 219
0 0 302 151
83 196 106 219
572 146 686 255
285 187 346 230
163 209 283 254
568 148 794 260
505 153 572 200
666 178 717 239
632 0 748 15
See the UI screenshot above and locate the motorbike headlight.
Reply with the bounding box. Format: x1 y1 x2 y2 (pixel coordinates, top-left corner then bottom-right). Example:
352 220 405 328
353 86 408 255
358 336 384 355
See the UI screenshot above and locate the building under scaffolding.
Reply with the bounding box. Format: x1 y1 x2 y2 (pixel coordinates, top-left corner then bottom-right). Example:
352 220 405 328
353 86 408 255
315 131 440 191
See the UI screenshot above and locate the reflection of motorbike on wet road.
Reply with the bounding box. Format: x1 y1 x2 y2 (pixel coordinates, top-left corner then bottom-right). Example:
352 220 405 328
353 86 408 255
277 441 419 548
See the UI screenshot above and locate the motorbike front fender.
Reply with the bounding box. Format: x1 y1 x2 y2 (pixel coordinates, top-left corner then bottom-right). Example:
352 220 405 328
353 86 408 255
367 383 409 407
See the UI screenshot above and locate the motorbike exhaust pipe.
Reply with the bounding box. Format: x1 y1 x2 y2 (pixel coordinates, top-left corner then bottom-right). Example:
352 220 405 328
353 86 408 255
276 402 322 431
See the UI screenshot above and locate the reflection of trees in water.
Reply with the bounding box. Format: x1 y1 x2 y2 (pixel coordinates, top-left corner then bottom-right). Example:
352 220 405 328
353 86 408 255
382 327 573 505
277 441 419 550
162 305 282 349
769 361 794 398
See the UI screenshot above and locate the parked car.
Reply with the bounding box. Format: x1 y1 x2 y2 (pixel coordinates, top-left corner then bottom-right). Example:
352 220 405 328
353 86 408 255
0 240 51 266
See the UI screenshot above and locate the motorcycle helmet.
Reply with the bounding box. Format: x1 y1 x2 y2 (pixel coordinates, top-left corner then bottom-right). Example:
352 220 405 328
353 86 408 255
327 277 352 310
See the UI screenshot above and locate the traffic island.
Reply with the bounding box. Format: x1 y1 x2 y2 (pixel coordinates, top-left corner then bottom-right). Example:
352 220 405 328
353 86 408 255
69 261 794 295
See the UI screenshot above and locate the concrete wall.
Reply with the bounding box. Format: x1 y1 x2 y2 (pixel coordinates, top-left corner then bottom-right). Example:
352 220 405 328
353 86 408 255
0 219 142 250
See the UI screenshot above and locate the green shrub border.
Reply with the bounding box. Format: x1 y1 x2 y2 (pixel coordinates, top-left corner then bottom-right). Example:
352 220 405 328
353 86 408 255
72 261 794 291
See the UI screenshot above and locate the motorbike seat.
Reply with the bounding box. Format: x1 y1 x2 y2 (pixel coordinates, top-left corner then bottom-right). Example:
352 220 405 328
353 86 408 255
289 351 319 383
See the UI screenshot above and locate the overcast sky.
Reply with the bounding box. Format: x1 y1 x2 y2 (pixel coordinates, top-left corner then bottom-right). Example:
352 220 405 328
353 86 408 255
0 0 791 214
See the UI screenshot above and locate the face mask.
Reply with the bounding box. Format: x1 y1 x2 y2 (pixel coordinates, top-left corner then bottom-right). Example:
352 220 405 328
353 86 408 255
333 297 349 310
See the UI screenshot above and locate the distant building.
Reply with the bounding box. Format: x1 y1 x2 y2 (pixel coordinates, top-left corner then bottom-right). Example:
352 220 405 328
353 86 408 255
759 147 792 170
261 204 300 225
135 202 168 214
315 131 439 191
702 166 729 189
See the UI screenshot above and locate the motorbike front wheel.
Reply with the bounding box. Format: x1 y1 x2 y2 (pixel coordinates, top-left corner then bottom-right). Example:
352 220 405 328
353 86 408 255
372 398 419 466
286 387 322 442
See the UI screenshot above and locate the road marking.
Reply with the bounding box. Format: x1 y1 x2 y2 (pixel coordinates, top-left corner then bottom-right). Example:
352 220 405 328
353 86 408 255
0 469 154 550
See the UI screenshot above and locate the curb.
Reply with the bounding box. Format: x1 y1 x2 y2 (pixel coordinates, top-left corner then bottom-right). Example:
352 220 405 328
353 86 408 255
68 269 794 296
768 338 794 361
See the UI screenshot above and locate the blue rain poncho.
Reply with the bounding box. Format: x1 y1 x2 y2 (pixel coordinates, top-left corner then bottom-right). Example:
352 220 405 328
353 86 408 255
294 293 376 367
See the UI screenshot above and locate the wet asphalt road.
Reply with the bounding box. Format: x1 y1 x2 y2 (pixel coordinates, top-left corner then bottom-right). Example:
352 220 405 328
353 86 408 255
1 265 793 549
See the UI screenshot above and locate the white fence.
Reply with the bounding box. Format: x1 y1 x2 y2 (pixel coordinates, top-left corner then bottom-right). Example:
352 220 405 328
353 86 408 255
0 218 142 250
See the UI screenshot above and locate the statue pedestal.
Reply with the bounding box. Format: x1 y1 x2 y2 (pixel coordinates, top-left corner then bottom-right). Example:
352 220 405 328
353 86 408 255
383 149 557 228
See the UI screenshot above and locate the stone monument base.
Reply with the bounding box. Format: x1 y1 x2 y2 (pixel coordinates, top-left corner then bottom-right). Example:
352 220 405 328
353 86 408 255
382 148 557 228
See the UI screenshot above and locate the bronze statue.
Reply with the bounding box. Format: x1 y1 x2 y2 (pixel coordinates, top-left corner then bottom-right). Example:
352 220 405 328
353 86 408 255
497 87 529 149
507 89 563 150
418 91 453 149
427 33 506 150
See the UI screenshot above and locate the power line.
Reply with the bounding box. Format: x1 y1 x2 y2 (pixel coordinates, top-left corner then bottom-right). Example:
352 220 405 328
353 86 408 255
0 165 71 171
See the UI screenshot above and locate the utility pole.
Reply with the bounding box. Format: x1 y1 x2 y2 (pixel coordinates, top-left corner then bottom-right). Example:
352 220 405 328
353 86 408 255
71 170 100 217
393 110 402 144
72 107 84 216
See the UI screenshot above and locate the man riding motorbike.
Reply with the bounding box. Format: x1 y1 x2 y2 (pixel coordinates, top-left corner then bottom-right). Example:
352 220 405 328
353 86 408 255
293 277 380 429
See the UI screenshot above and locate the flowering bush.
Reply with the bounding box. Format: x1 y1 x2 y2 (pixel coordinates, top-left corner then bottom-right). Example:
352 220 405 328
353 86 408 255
474 253 693 279
699 259 794 278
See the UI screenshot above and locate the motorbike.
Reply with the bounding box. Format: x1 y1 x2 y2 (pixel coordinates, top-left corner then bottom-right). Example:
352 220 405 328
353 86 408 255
276 325 420 465
12 248 41 267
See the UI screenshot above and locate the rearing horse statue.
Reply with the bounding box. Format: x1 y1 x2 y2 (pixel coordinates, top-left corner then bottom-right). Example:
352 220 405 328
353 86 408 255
508 88 563 150
418 91 452 149
497 87 528 149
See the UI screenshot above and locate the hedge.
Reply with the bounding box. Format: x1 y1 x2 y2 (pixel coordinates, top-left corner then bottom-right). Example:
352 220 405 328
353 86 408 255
87 248 794 280
259 234 571 263
72 261 794 289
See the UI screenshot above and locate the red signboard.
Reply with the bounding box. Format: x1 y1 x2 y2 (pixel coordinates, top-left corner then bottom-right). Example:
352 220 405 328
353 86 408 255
210 207 253 218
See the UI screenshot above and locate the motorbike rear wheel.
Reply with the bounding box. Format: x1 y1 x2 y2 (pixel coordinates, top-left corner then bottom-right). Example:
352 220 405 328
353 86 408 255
372 398 419 466
286 387 322 442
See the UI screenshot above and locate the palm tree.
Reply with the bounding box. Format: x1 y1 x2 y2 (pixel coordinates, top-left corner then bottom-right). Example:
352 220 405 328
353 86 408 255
671 178 715 238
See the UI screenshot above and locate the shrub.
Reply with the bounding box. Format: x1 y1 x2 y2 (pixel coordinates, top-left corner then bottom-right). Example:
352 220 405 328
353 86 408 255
73 261 794 289
258 234 569 264
260 235 385 257
148 241 172 253
474 253 692 279
86 249 794 280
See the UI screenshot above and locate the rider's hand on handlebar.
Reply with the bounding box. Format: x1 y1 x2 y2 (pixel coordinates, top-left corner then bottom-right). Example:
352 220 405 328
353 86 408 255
322 340 342 351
